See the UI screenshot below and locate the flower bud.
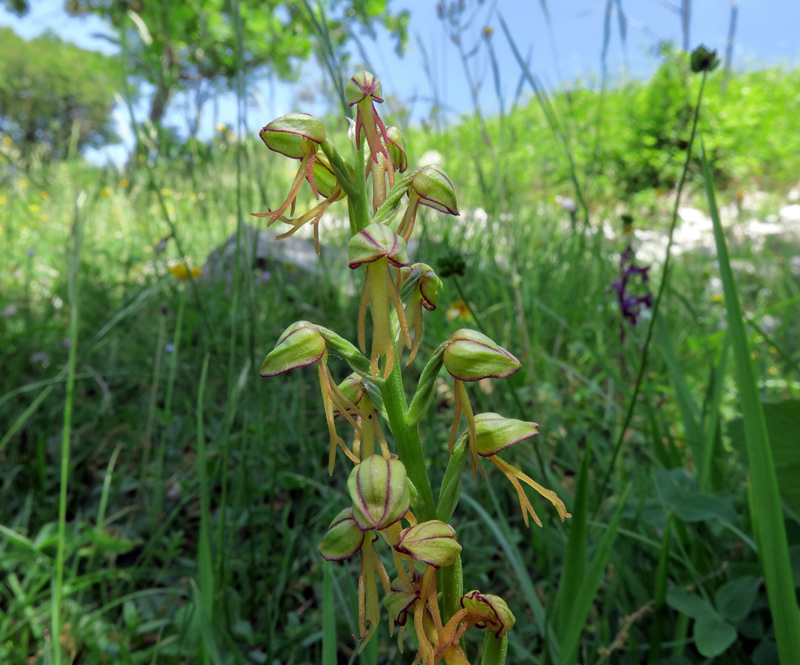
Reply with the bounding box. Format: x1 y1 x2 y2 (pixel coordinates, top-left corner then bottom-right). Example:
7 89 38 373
385 126 408 172
259 321 326 376
348 222 409 269
690 45 720 73
460 590 516 637
400 263 442 310
345 70 384 106
312 153 346 200
336 374 364 411
383 575 420 626
443 329 521 382
259 113 325 160
418 264 442 311
319 508 365 561
348 455 410 531
474 412 539 457
411 166 459 215
394 520 461 568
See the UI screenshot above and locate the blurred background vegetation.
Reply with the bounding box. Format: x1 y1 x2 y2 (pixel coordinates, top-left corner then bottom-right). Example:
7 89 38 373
1 1 799 664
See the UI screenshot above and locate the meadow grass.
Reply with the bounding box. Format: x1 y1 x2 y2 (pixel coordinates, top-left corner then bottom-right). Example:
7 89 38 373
1 58 799 664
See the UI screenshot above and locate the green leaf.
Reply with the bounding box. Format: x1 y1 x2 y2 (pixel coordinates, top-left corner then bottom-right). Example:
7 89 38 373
714 576 761 623
552 438 591 635
703 144 800 662
727 400 800 517
665 587 716 619
556 484 630 665
693 614 737 658
672 493 737 524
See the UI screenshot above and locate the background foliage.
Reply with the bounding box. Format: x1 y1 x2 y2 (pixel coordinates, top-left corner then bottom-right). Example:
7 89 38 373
0 27 121 159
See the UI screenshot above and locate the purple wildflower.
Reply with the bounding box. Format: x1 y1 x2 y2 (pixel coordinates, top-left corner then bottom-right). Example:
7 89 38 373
612 244 652 343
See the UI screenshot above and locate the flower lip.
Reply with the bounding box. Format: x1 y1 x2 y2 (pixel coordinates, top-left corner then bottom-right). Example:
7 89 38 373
474 412 539 457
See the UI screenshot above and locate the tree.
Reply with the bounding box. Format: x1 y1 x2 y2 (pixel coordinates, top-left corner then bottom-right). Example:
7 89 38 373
3 0 409 128
0 27 121 159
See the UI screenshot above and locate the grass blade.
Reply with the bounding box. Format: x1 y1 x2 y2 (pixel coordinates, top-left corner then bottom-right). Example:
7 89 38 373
51 193 85 665
556 483 630 665
323 562 336 665
552 438 591 634
648 516 673 663
701 143 800 662
196 354 215 665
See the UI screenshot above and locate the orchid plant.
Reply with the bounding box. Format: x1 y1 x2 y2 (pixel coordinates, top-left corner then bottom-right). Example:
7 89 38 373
256 71 570 664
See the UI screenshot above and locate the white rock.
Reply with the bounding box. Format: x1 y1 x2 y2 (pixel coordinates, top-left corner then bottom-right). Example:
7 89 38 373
418 149 444 169
779 204 800 223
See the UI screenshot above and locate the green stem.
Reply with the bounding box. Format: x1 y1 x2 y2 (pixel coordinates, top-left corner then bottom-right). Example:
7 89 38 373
350 138 370 233
594 70 709 514
380 363 436 523
52 198 83 665
481 632 509 665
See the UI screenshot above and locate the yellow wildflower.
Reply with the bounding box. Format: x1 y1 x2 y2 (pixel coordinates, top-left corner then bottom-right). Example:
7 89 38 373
711 294 724 303
160 188 172 197
28 203 40 213
446 300 471 321
0 195 6 205
2 136 12 146
119 179 129 188
18 179 28 188
40 214 50 222
40 191 49 199
100 188 111 197
168 263 203 280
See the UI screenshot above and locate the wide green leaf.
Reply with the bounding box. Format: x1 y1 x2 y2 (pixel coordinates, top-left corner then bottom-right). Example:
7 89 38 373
665 587 716 620
693 614 737 658
727 400 800 517
714 576 761 623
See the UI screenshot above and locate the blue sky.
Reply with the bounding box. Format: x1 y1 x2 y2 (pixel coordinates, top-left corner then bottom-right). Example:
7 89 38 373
2 0 799 163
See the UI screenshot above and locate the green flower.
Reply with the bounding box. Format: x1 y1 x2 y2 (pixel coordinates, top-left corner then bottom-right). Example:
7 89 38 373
253 113 326 226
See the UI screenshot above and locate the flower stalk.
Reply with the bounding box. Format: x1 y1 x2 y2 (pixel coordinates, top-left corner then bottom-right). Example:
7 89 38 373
256 70 570 662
